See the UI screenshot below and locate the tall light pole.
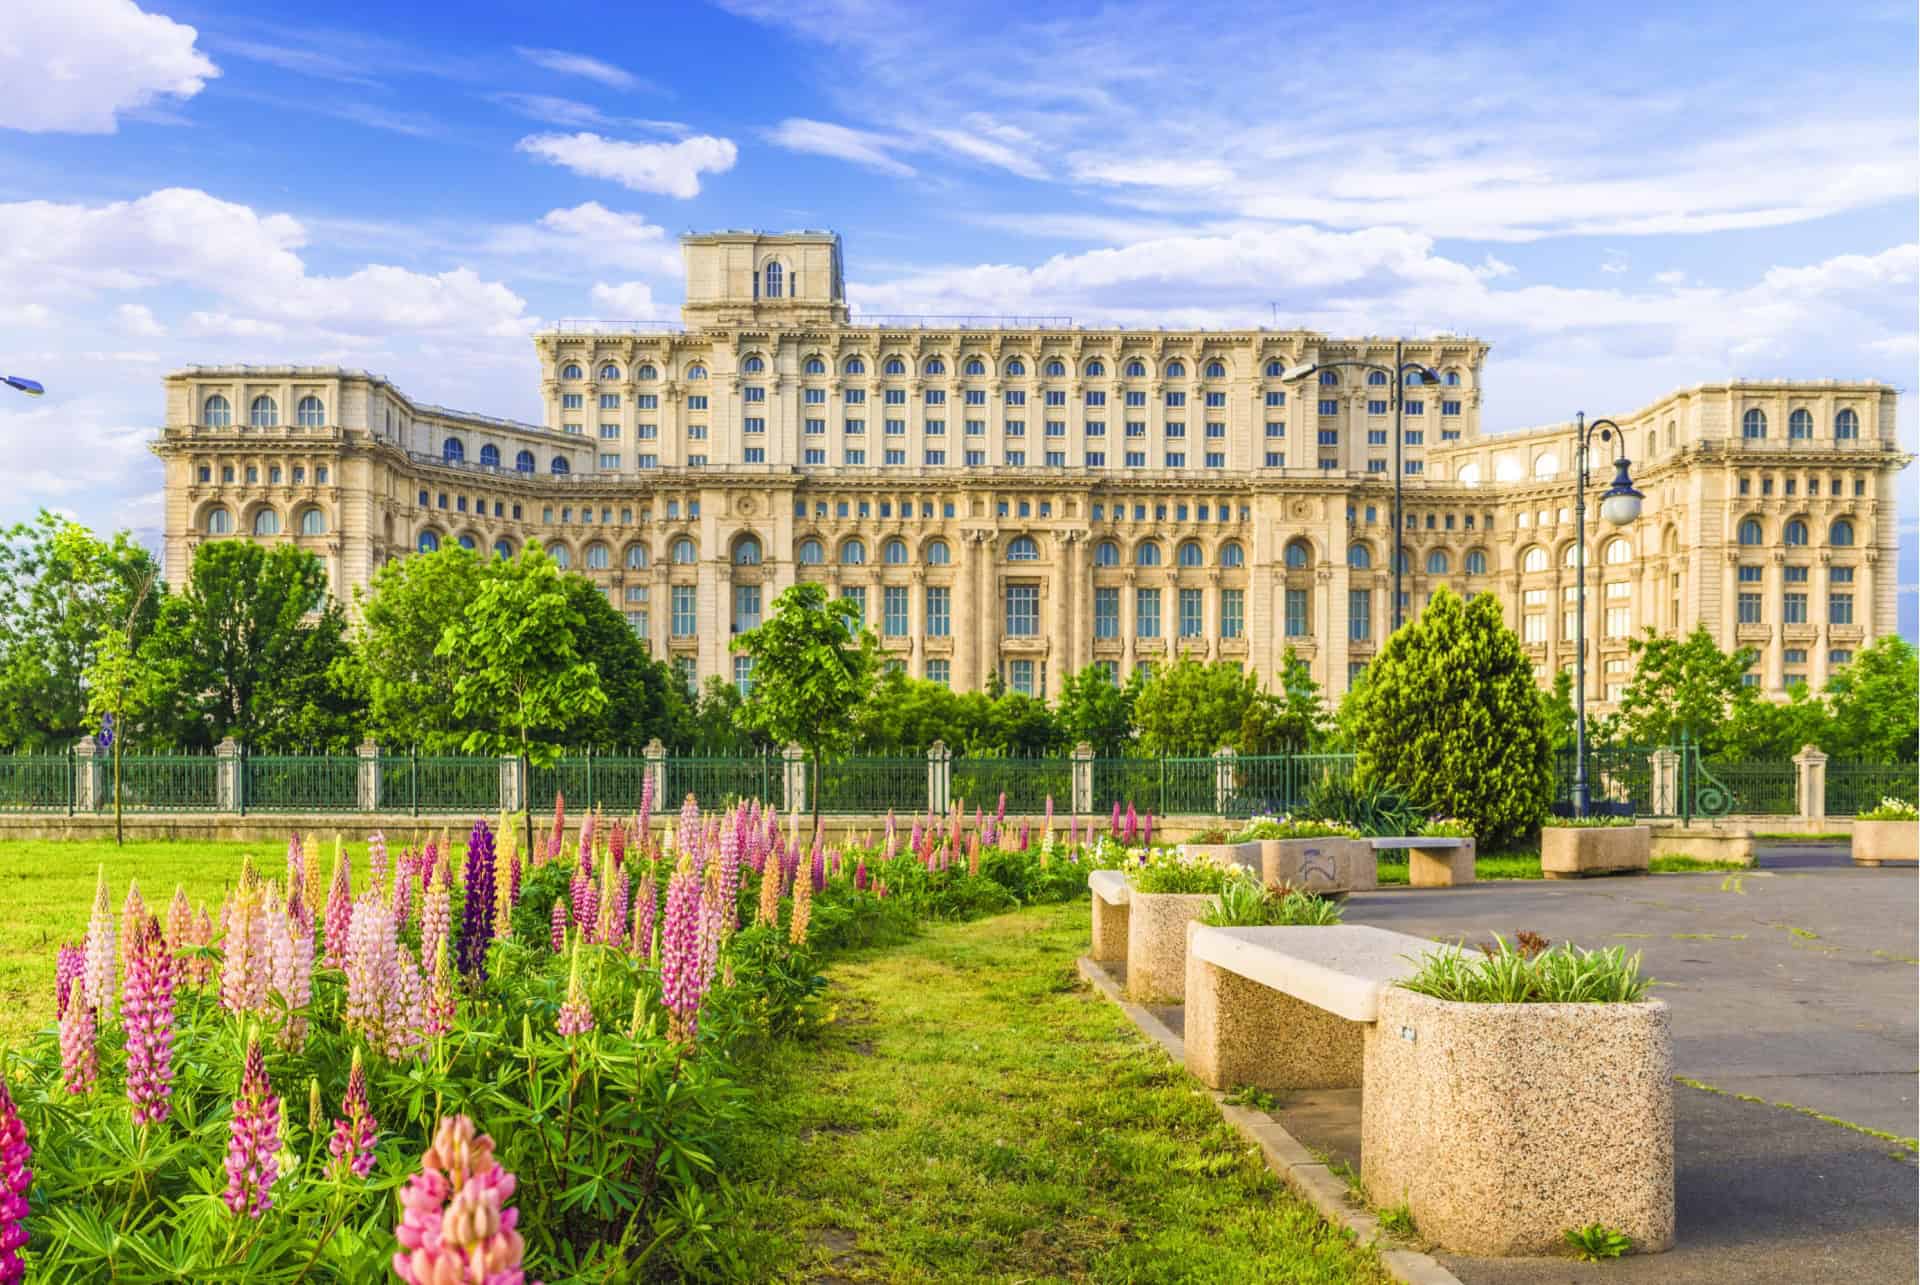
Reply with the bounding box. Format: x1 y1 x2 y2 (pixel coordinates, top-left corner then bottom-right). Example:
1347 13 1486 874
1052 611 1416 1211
1570 413 1644 818
3 375 44 396
1283 342 1441 633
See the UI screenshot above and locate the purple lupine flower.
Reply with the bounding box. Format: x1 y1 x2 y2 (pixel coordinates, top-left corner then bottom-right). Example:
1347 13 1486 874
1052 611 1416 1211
368 832 389 903
54 943 83 1020
391 1116 529 1285
556 935 594 1037
59 1000 96 1096
223 1036 280 1218
323 848 354 967
549 898 568 953
124 915 177 1125
82 866 114 1025
458 820 497 980
576 868 600 949
659 858 704 1043
328 1048 377 1180
0 1081 29 1285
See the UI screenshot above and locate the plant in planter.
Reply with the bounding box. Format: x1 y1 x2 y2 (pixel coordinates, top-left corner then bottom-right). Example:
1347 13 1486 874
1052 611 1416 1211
1228 816 1363 844
1200 879 1343 928
1363 937 1672 1257
1541 816 1651 878
1228 815 1372 894
1853 797 1918 867
1122 855 1244 1002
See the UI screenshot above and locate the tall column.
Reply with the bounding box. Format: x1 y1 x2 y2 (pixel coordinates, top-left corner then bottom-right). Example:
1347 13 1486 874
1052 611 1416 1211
1121 570 1138 675
651 564 670 658
1047 533 1072 695
908 569 926 675
704 560 731 685
1763 552 1785 690
1859 548 1879 644
1204 569 1221 662
1323 562 1350 693
1811 555 1833 688
954 533 978 690
1719 551 1738 651
1068 531 1091 675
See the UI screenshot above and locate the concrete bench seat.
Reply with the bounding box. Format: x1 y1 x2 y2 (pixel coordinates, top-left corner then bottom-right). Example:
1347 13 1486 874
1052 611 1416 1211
1366 837 1465 850
1184 924 1433 1091
1088 869 1130 904
1087 870 1132 963
1368 835 1476 887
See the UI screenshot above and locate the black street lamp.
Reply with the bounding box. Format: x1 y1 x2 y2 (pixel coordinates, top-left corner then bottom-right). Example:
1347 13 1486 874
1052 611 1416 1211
1570 413 1644 818
1283 340 1441 633
3 375 44 396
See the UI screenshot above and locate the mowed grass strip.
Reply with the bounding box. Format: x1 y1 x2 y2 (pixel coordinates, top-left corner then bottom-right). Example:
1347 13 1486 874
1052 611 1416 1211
733 900 1392 1284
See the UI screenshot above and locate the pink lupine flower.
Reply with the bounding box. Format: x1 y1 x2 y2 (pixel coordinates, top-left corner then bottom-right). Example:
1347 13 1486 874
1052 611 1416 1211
547 790 566 866
323 848 354 967
285 833 305 906
368 832 389 903
633 872 656 958
166 885 192 958
421 857 452 974
328 1048 377 1180
189 902 215 989
54 943 83 1020
59 1000 96 1096
124 915 177 1125
391 857 414 932
82 866 115 1024
425 937 455 1038
1110 800 1123 838
659 859 704 1043
221 881 271 1017
716 823 742 934
556 936 594 1037
223 1036 280 1218
392 1116 532 1285
275 883 315 1049
696 869 724 994
549 899 568 953
384 946 427 1062
608 861 631 950
0 1081 29 1285
1123 801 1139 845
345 896 424 1060
854 858 869 891
577 806 597 876
677 792 700 851
1143 812 1155 849
118 878 147 998
608 817 627 868
1017 821 1031 851
568 864 593 946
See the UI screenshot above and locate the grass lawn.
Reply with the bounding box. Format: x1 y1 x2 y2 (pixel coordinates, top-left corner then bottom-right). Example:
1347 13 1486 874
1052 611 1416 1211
730 899 1391 1284
1375 850 1542 885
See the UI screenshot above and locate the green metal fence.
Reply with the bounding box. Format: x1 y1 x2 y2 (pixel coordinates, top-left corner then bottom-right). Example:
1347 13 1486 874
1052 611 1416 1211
1826 761 1918 816
812 757 925 814
663 755 778 810
376 755 500 815
1701 760 1798 815
111 754 222 812
949 756 1071 816
242 754 359 812
1552 745 1660 817
0 754 73 812
528 755 657 814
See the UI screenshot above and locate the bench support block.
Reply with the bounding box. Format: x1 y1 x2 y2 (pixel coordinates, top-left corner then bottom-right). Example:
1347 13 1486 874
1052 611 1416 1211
1184 951 1366 1092
1090 895 1129 964
1408 838 1475 887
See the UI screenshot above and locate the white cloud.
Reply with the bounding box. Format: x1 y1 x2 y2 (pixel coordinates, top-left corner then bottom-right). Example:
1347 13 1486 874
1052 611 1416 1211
515 132 738 197
184 312 287 338
0 303 53 327
588 281 661 317
1068 156 1235 190
1762 244 1918 294
1653 270 1687 286
768 119 916 176
514 47 646 92
768 115 1048 180
114 303 165 336
485 203 682 275
1 0 217 133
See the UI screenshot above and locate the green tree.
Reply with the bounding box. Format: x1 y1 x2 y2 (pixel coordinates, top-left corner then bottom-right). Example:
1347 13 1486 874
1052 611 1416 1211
1238 647 1326 754
1820 635 1918 761
1056 664 1137 757
66 524 162 844
554 572 683 750
437 549 607 767
340 547 485 751
1718 683 1830 762
1611 626 1760 757
682 677 768 756
1539 669 1578 755
1132 657 1265 756
732 582 879 831
1346 588 1552 848
0 512 162 750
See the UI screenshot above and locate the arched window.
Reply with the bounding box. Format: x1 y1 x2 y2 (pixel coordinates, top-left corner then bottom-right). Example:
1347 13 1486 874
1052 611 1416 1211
561 363 583 380
550 457 570 475
742 355 765 374
883 356 907 375
252 509 280 536
963 357 986 376
1220 541 1244 568
734 535 763 565
1444 370 1461 386
1789 409 1812 440
1647 430 1658 460
1265 360 1284 377
1164 360 1185 378
1005 357 1026 376
1204 360 1226 378
925 538 951 565
638 364 658 380
1044 358 1066 377
299 508 326 536
1737 518 1763 546
516 450 535 473
1426 550 1450 575
417 530 440 553
205 506 233 534
548 543 571 569
1404 369 1425 385
1522 547 1549 573
457 534 477 552
1135 542 1162 567
1177 540 1203 567
797 538 824 565
1284 540 1312 569
1465 549 1488 575
1367 371 1388 386
1348 544 1372 570
840 538 866 565
764 261 783 298
599 363 620 381
479 444 500 468
296 396 325 427
882 537 907 564
686 365 707 381
1533 453 1559 478
1094 539 1119 567
494 539 514 560
584 542 610 569
443 437 465 464
803 356 826 375
1125 359 1147 378
671 537 696 564
1784 519 1808 547
1085 359 1106 377
625 543 649 569
249 395 279 427
1835 409 1859 439
1604 537 1631 564
1562 544 1580 569
1742 409 1767 439
1828 519 1854 547
843 357 866 375
1319 369 1339 386
203 394 231 427
1007 536 1039 561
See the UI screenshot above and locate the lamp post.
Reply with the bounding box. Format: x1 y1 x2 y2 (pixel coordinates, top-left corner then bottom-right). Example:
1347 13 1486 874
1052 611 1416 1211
1283 340 1441 633
1570 413 1644 818
3 375 44 396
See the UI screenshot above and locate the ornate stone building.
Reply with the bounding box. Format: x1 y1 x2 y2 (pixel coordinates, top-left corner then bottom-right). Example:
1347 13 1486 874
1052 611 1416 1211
152 230 1907 709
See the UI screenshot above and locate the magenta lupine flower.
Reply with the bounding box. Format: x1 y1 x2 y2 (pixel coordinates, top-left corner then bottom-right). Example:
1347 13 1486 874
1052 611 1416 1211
54 943 83 1020
1110 800 1123 838
421 857 451 973
1143 813 1155 848
59 1000 96 1096
458 820 498 980
633 873 657 958
608 818 627 868
323 849 353 967
392 1116 530 1285
854 858 869 891
1017 821 1031 852
556 936 594 1037
82 866 115 1024
368 832 389 903
659 859 704 1043
677 792 700 851
609 865 631 949
328 1049 377 1180
0 1081 29 1285
223 1036 280 1218
549 899 568 953
568 865 592 945
124 915 177 1125
1123 801 1139 845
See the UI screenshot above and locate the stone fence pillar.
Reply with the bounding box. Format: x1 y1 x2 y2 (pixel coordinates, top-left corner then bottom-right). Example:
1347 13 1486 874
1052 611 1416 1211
215 737 241 812
1213 746 1236 815
1649 748 1680 817
782 743 808 817
72 738 102 813
1071 741 1095 816
1793 745 1828 827
927 739 951 815
498 754 523 813
643 738 667 807
358 741 380 811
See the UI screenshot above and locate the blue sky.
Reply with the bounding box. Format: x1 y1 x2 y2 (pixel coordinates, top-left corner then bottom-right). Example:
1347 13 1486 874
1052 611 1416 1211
1 0 1915 634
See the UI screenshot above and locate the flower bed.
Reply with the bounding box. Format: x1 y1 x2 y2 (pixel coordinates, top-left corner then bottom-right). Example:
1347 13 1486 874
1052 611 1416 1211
0 793 1097 1281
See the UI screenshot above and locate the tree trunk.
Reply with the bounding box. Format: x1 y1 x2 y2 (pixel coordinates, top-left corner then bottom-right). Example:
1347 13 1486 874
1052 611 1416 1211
810 748 822 849
112 723 123 846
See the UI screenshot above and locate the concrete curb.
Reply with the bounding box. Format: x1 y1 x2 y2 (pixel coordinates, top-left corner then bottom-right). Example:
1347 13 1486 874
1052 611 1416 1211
1076 955 1466 1285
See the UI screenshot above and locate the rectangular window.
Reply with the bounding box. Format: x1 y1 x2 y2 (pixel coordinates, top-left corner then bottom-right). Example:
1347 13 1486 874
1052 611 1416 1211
842 585 866 624
733 584 762 633
672 655 696 696
1442 400 1462 416
1405 400 1424 415
884 419 905 436
742 386 764 403
1045 390 1067 407
1045 450 1066 467
1368 429 1388 445
1165 391 1186 407
803 448 826 465
1265 390 1286 407
671 586 696 637
598 452 621 468
1087 450 1107 467
1524 614 1547 643
1004 450 1026 466
925 587 950 637
1206 421 1225 438
965 389 986 406
924 449 946 465
744 417 765 433
685 424 707 440
843 389 864 404
1165 451 1186 467
1368 400 1388 416
844 418 865 434
598 423 620 439
687 395 708 410
1319 399 1339 416
924 389 945 405
1125 421 1146 437
1285 588 1309 637
1136 588 1162 638
926 658 951 686
804 418 826 435
803 388 825 405
1404 430 1424 445
1349 590 1372 640
743 447 765 463
1265 451 1285 467
1045 420 1066 437
884 449 905 465
1125 450 1146 467
845 448 866 465
1783 592 1807 624
1007 658 1036 697
1165 421 1186 438
884 586 909 637
638 454 659 468
1265 421 1285 438
1205 452 1224 468
1204 391 1226 408
884 389 906 406
562 393 583 410
1094 587 1119 638
1829 593 1853 625
1737 592 1763 624
1124 390 1147 408
1005 584 1040 637
638 423 658 439
1404 460 1424 474
925 419 946 435
1177 588 1203 637
730 655 754 697
1221 589 1244 638
965 450 986 466
1830 566 1854 583
1005 390 1026 405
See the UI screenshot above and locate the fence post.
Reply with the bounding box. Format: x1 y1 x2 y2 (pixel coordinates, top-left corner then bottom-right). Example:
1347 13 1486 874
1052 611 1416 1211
583 746 594 810
498 754 522 813
782 743 808 816
927 740 951 815
1649 747 1680 817
1071 741 1094 816
72 738 100 813
358 741 380 812
1793 744 1828 828
216 737 241 813
643 739 667 807
1213 746 1236 816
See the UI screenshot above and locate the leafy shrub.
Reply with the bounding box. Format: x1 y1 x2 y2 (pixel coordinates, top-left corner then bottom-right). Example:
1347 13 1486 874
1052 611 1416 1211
1188 827 1233 844
1200 880 1342 927
1301 775 1425 837
1416 817 1474 839
1564 1222 1634 1261
1859 797 1919 822
1228 815 1362 843
1398 935 1652 1003
1549 815 1639 828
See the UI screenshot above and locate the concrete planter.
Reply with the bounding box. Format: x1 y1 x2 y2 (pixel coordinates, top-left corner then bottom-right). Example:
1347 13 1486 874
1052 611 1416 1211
1540 825 1650 879
1182 921 1364 1092
1260 837 1376 895
1185 842 1263 874
1362 987 1674 1257
1124 890 1219 1003
1406 838 1476 887
1852 820 1917 867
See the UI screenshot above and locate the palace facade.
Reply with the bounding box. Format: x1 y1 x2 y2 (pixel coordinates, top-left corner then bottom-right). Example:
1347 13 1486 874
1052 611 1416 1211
152 230 1908 710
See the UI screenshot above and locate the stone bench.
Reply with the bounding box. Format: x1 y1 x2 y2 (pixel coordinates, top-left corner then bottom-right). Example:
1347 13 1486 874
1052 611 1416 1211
1368 836 1475 887
1087 870 1131 964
